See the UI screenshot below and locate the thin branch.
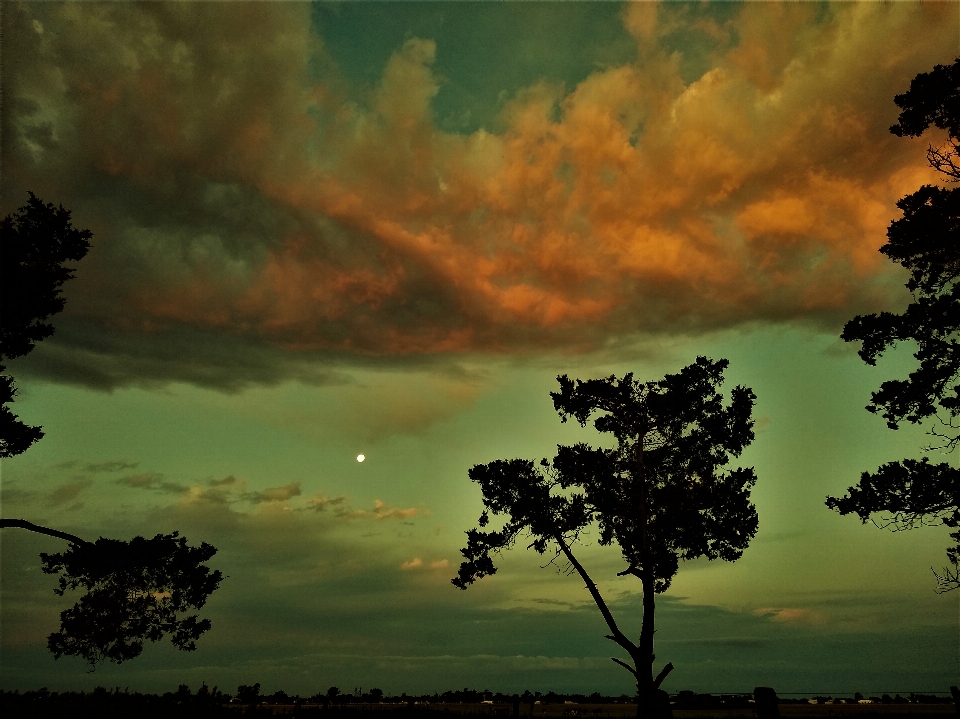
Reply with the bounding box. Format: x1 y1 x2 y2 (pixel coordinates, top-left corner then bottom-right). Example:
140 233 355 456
554 534 636 656
616 564 641 578
933 564 960 593
928 140 960 182
0 518 90 546
611 657 638 677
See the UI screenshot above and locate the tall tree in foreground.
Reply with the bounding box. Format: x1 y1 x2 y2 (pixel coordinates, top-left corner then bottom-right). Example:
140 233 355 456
453 358 758 719
828 58 960 592
0 194 224 664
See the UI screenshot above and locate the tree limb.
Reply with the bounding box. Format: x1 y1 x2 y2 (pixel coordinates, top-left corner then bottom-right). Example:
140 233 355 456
653 662 674 689
611 657 638 677
555 535 637 656
0 518 90 546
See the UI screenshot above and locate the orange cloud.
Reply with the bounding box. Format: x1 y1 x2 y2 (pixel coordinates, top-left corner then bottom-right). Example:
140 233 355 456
4 1 956 387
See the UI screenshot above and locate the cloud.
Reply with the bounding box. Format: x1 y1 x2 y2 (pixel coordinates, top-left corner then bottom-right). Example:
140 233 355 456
305 493 347 512
671 636 766 648
755 606 827 626
108 470 418 520
400 557 449 571
47 478 94 507
2 2 956 390
340 499 421 521
117 472 189 495
243 482 302 504
372 499 420 521
209 475 240 488
83 460 139 473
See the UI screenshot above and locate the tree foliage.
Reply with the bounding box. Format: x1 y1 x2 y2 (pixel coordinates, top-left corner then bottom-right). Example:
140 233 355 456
829 58 960 592
0 192 91 457
39 531 223 667
454 358 758 715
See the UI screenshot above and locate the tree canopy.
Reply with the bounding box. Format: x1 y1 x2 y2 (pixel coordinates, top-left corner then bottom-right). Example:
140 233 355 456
829 58 960 592
0 192 91 457
454 357 758 717
2 520 223 667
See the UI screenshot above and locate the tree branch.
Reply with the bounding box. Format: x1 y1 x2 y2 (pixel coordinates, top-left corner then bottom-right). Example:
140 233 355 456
611 657 638 677
0 518 90 545
555 535 636 656
653 662 674 689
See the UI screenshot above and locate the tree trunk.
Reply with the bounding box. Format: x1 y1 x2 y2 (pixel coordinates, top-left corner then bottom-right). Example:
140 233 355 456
635 570 657 719
633 433 672 719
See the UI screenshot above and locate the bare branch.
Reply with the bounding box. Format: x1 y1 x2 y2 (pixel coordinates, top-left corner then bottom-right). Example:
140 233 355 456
653 661 675 689
611 657 638 677
555 535 637 657
0 518 90 546
928 140 960 182
933 564 960 593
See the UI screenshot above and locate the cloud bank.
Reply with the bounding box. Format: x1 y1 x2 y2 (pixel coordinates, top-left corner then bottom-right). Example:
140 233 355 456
2 1 954 390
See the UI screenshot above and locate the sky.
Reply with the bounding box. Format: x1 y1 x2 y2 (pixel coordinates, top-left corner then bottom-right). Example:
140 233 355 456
1 0 959 698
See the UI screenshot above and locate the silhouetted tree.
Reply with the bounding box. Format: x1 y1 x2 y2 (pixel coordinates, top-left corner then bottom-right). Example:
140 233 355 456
0 195 224 664
0 519 222 667
237 683 262 706
454 357 759 719
828 58 960 592
0 192 91 457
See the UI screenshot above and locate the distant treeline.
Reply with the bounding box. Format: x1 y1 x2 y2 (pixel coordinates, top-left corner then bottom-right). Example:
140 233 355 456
1 685 956 718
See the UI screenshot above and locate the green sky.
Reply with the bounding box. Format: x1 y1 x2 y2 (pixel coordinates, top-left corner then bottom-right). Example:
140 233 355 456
1 0 958 697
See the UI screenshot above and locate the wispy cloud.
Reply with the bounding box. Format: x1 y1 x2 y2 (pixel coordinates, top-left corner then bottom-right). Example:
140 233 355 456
372 499 420 521
243 482 302 504
400 557 449 571
340 500 421 521
305 493 347 512
47 478 94 507
755 606 827 626
83 460 139 473
118 472 189 495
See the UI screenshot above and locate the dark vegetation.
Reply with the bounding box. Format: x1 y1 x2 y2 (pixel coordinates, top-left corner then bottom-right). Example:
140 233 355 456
454 359 758 719
827 57 960 593
0 192 90 457
0 195 223 666
1 686 954 719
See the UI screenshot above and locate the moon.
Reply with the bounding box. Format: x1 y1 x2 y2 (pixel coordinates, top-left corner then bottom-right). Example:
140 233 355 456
357 454 365 462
